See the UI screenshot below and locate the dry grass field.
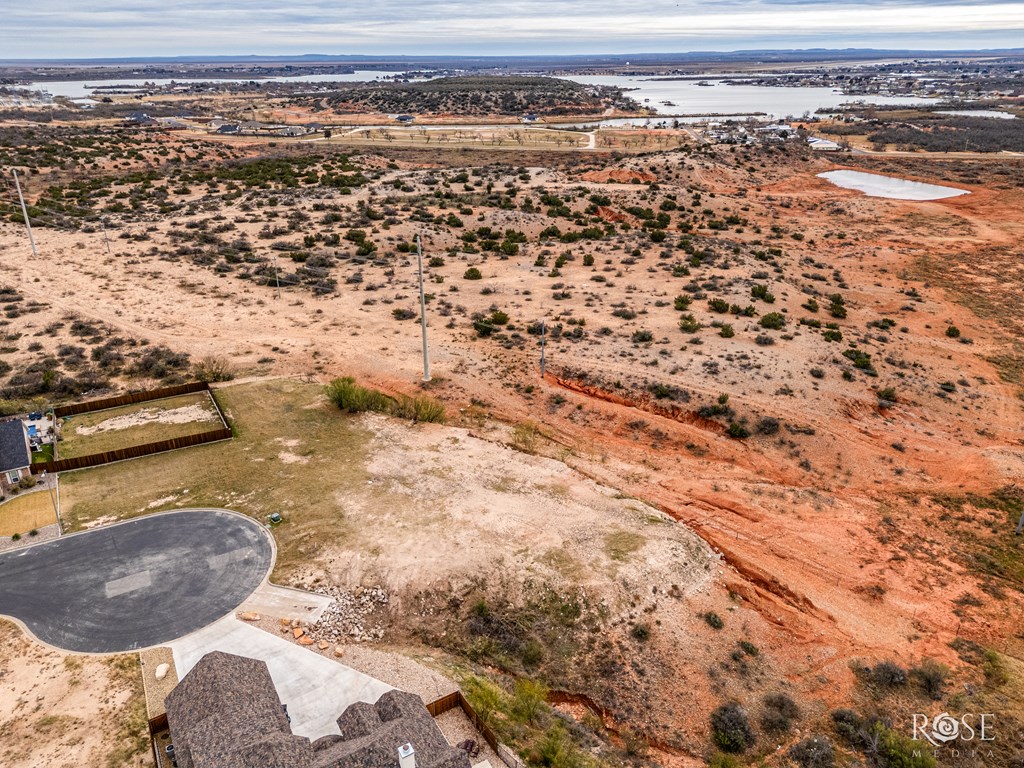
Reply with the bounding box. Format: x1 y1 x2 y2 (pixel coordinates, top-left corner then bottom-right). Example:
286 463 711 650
0 491 56 537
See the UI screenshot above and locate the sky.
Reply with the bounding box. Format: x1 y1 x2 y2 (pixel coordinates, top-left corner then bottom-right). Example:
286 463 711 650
1 0 1023 59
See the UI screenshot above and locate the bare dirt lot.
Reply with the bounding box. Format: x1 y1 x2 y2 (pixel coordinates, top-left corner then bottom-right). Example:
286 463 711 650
0 620 149 768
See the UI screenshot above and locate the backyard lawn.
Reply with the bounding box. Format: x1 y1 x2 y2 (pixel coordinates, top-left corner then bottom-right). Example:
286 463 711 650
0 490 57 537
59 379 371 580
58 392 224 459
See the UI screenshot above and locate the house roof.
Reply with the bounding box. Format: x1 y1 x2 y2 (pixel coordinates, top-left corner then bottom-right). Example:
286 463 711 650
0 420 30 473
165 652 470 768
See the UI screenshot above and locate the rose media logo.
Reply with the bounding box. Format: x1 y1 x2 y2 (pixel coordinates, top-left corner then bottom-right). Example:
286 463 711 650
911 712 995 758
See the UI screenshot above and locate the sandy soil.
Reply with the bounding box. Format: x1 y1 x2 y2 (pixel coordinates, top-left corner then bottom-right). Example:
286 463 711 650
0 621 149 768
73 403 218 435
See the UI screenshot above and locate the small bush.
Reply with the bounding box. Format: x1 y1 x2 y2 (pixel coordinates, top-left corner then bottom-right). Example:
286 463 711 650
464 267 483 280
872 660 907 687
726 422 749 439
678 314 701 333
631 623 651 641
788 736 835 768
710 703 754 753
912 658 950 700
325 377 391 413
719 324 735 338
946 325 961 338
512 421 539 454
756 417 780 435
759 312 786 330
761 692 800 733
704 611 724 629
193 355 236 382
830 708 861 743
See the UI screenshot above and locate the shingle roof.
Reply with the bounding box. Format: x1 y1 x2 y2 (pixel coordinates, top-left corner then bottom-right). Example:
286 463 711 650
0 420 29 473
165 652 470 768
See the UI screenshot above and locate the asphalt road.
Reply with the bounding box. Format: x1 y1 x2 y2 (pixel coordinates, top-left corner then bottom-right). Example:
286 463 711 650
0 509 273 653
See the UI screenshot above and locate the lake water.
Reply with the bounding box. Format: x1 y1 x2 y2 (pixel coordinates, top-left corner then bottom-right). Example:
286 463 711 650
817 170 969 201
19 71 938 118
935 109 1017 120
562 75 937 118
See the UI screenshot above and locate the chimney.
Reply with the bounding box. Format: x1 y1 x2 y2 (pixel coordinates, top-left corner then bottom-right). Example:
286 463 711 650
398 742 416 768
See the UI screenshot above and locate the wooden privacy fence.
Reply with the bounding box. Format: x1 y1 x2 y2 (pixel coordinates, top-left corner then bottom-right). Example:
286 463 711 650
53 381 212 418
30 427 232 474
425 690 526 768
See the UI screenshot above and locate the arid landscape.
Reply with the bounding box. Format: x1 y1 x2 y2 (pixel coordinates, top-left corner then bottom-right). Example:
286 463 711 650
1 58 1024 768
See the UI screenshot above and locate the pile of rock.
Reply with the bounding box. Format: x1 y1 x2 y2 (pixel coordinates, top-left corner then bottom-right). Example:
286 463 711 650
304 585 390 645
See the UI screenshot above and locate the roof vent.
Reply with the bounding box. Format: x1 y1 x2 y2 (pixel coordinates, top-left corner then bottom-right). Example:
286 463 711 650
398 742 416 768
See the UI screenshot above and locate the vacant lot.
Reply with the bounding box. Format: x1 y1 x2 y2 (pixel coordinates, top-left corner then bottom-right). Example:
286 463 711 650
58 392 223 459
0 491 55 537
0 620 148 768
59 379 372 578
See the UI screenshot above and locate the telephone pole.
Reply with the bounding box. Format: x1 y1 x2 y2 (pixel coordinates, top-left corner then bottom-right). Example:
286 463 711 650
101 220 111 255
12 170 37 257
415 233 431 383
539 319 547 378
273 254 282 299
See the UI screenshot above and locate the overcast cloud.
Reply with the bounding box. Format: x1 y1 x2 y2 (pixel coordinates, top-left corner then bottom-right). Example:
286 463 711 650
1 0 1022 58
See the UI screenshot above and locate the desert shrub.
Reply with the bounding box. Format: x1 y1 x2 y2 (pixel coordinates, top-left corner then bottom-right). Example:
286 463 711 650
511 678 548 725
710 703 754 753
678 313 701 333
192 354 235 382
392 308 417 320
788 736 835 768
759 312 786 330
631 330 653 343
761 692 799 733
719 324 735 338
869 721 936 768
911 658 950 700
726 422 749 439
946 325 961 338
830 708 862 743
464 267 483 280
673 295 691 310
708 298 730 313
325 377 391 413
391 394 446 424
872 660 907 688
512 421 539 454
631 623 650 641
704 611 724 629
756 417 780 435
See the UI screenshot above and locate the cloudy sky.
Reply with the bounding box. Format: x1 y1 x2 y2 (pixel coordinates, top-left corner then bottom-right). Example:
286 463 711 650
2 0 1023 59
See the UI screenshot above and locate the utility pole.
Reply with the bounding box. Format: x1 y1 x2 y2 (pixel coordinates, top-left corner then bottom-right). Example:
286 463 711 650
539 318 547 378
101 220 111 255
415 233 431 383
12 169 37 257
273 254 281 299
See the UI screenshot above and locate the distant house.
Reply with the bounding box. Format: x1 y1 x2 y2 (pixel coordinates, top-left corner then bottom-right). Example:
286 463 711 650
395 115 415 124
0 420 31 489
520 114 539 123
164 651 471 768
215 124 240 135
808 137 842 152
